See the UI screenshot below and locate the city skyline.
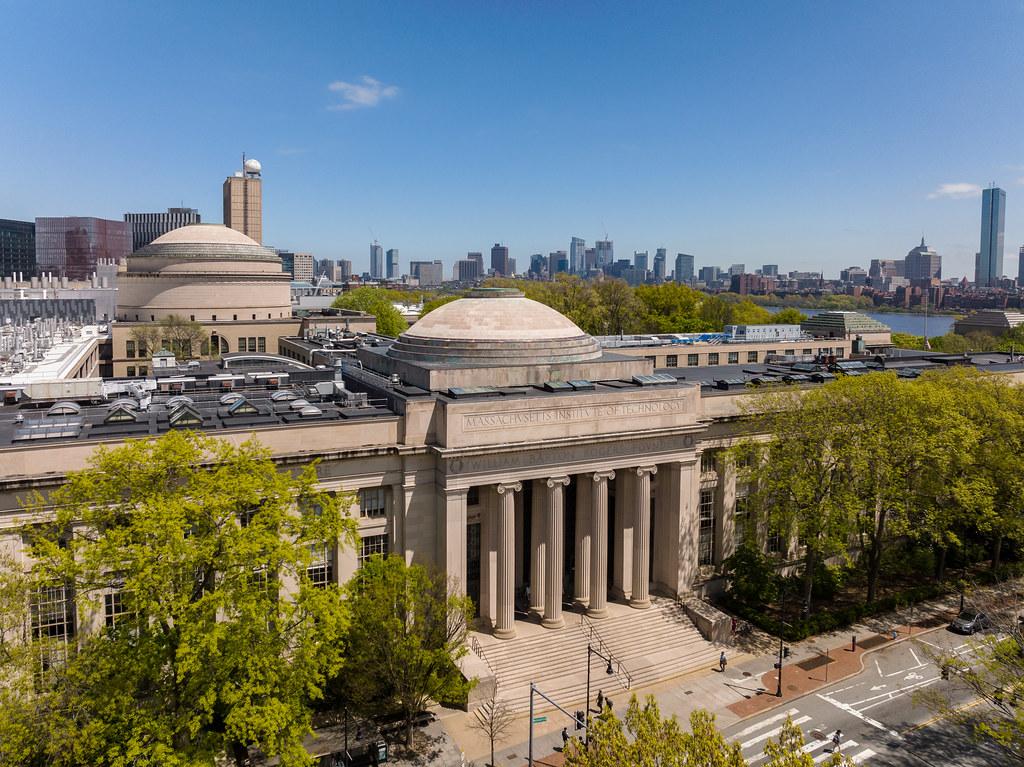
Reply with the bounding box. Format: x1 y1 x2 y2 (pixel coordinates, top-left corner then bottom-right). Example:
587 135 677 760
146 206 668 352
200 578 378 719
2 2 1023 278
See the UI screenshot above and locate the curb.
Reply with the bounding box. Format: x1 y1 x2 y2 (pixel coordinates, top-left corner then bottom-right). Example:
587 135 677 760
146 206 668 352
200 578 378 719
728 622 950 725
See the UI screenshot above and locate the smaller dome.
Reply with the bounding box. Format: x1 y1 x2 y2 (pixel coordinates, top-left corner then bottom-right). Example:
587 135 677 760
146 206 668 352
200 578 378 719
244 158 262 174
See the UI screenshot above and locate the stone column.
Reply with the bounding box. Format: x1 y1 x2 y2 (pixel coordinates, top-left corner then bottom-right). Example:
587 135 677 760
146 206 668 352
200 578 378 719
479 486 496 628
714 455 736 566
494 482 522 639
630 466 658 609
611 470 633 600
588 470 614 618
543 476 570 629
654 458 701 596
437 487 469 598
574 475 592 606
529 480 546 614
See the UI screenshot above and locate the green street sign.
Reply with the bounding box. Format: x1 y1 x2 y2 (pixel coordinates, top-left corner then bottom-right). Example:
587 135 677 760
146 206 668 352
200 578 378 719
532 716 547 724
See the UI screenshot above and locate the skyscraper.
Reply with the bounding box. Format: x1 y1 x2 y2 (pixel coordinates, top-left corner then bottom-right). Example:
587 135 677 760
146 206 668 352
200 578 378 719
653 251 666 282
977 186 1006 288
548 250 569 275
490 243 511 276
1018 246 1024 287
0 219 36 278
468 252 484 275
904 238 941 281
337 259 353 281
293 253 315 282
570 237 585 274
124 207 201 251
34 217 131 280
761 264 779 277
456 259 481 282
595 240 613 268
410 260 443 286
370 242 384 279
386 248 400 279
675 253 694 283
222 157 262 243
633 250 649 273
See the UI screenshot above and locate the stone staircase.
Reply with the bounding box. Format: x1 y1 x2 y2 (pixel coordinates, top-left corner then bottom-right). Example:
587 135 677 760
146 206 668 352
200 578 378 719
471 597 722 714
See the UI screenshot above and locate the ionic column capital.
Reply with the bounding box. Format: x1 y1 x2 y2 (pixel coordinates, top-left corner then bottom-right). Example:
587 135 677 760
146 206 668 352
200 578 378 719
635 465 658 478
546 476 571 488
592 470 616 483
496 481 523 495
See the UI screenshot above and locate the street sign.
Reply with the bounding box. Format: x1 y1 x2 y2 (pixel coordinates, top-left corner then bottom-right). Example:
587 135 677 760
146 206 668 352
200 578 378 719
532 716 548 724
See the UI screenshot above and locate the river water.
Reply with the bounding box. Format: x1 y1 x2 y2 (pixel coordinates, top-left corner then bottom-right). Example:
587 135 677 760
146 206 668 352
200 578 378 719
767 307 955 337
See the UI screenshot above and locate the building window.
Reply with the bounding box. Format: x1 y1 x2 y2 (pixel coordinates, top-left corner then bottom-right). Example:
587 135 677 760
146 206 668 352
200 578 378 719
359 487 387 518
248 337 257 352
734 494 749 548
700 450 715 474
666 354 678 368
126 366 136 377
238 337 246 352
138 365 147 376
687 354 699 367
766 349 776 357
467 486 480 506
784 349 795 356
835 348 845 359
31 584 74 674
359 534 389 564
747 351 758 362
645 355 657 364
104 591 127 628
802 348 812 355
699 490 715 566
126 340 136 358
708 353 719 365
307 543 334 587
768 528 784 555
257 337 266 353
728 352 739 364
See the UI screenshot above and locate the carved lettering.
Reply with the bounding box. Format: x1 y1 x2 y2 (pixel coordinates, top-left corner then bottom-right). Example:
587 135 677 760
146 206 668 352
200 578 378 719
462 399 690 431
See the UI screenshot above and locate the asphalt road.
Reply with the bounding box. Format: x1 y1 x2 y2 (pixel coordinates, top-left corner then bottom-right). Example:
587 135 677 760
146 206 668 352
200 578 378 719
721 628 1015 767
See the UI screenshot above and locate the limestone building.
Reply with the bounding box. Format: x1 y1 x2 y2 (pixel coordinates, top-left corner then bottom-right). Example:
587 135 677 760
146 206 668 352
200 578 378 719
223 158 263 243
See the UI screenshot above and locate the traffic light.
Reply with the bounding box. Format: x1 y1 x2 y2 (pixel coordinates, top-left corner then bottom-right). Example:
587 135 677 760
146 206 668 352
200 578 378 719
575 710 585 730
782 646 791 659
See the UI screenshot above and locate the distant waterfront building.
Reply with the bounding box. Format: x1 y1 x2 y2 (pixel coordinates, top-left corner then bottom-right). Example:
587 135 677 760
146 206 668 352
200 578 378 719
386 248 400 279
761 264 779 277
634 251 649 273
954 308 1024 336
728 264 745 277
529 253 547 279
456 258 481 282
34 217 131 280
1018 246 1024 287
548 250 568 276
675 253 694 283
410 260 443 286
370 243 384 280
653 250 666 282
467 252 484 276
222 157 262 243
490 243 511 276
698 265 720 285
337 259 353 281
839 266 868 285
869 259 898 284
595 240 614 268
124 207 201 251
584 248 597 271
0 219 36 278
570 237 585 274
904 238 941 281
293 253 315 282
977 186 1006 288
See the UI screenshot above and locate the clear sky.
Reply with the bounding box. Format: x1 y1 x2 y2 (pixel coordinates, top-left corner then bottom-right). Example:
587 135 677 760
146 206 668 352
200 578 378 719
2 1 1023 279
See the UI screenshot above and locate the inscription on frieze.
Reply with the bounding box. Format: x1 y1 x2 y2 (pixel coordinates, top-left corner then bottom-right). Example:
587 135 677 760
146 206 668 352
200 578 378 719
461 398 691 432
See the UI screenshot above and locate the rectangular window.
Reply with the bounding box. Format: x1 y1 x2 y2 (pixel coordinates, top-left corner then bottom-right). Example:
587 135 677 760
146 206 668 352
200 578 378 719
307 543 334 588
359 487 387 518
727 352 739 364
708 352 719 365
257 337 266 353
248 337 257 352
700 450 715 473
467 486 480 506
768 529 783 555
734 494 749 548
138 342 147 357
104 591 126 628
802 348 812 355
126 366 136 377
699 490 715 566
666 354 678 368
126 340 136 358
784 348 795 356
687 353 699 367
238 337 246 352
359 534 389 564
835 348 845 359
747 351 758 362
138 366 147 376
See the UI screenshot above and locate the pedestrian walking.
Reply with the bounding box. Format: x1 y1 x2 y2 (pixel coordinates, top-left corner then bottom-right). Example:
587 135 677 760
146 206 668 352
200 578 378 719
831 729 842 752
561 727 568 747
596 689 604 711
719 651 727 672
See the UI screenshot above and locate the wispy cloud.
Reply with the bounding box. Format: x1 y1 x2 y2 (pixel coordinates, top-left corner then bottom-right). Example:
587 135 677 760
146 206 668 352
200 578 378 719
328 76 399 111
927 182 982 200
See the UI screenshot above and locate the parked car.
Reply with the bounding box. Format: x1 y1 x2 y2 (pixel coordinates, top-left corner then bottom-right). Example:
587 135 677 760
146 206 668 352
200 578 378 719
949 610 991 635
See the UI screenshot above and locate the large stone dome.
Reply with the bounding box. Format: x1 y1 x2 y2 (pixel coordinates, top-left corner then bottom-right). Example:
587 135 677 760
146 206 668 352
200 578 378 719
387 288 602 366
129 224 282 268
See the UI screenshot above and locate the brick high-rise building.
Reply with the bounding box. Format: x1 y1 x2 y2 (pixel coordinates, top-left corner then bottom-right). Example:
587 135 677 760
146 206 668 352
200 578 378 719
222 157 262 243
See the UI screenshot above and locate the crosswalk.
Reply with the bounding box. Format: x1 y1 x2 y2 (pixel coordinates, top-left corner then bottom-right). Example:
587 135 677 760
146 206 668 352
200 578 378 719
732 707 877 765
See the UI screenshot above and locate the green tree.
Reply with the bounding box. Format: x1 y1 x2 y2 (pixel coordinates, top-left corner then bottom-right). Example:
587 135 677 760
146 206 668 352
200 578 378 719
634 282 705 332
332 287 407 337
337 555 473 747
771 307 807 325
722 544 780 606
595 279 642 335
5 431 355 767
420 294 461 317
729 299 773 325
699 295 733 330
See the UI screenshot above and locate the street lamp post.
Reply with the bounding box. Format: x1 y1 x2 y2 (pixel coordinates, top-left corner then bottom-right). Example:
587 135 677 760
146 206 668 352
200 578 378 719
528 682 588 767
776 582 787 698
585 643 614 745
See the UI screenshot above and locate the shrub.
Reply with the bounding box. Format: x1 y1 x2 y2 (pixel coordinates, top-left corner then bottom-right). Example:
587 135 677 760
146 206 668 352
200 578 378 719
722 545 780 606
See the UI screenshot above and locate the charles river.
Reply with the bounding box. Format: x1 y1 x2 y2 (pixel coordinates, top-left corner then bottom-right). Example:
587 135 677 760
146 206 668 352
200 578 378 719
768 308 956 337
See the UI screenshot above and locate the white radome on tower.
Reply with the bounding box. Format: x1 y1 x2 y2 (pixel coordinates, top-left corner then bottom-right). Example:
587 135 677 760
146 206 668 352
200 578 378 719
244 158 262 174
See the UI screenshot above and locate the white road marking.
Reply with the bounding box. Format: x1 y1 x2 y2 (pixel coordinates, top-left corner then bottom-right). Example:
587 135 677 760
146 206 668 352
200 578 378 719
857 675 941 712
740 716 812 749
733 708 800 738
852 747 876 764
904 671 924 681
909 646 922 667
812 741 858 763
870 684 886 691
874 658 883 675
747 736 832 763
816 692 901 738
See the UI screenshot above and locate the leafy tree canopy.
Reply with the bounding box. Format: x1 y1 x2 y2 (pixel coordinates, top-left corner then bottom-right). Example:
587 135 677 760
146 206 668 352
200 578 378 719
332 287 407 337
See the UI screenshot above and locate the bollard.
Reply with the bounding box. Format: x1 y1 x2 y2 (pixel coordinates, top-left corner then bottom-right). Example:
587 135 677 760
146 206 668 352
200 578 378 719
851 635 857 652
891 629 897 641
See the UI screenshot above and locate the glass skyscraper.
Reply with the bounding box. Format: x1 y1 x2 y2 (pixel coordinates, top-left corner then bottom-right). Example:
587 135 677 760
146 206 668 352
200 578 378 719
977 187 1006 288
34 217 131 280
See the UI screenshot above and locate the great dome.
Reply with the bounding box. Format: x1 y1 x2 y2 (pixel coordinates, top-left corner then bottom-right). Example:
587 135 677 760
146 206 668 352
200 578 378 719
386 288 602 366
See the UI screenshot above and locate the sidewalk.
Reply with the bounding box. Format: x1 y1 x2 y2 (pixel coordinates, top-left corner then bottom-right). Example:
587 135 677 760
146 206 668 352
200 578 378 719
448 576 1022 765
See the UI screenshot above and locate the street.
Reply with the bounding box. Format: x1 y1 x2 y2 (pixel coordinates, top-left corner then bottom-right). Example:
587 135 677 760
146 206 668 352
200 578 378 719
721 628 1013 766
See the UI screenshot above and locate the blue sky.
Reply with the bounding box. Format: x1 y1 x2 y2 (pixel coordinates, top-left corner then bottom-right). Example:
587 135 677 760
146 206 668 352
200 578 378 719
1 1 1023 279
